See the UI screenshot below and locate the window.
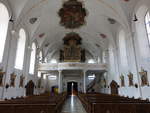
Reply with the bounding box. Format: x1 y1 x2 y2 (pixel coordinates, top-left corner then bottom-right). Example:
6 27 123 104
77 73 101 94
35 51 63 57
29 43 36 74
88 74 96 80
38 71 41 78
145 12 150 44
39 51 43 63
118 30 128 67
15 29 26 69
44 57 48 63
50 59 57 64
88 59 95 64
0 3 9 62
48 75 57 80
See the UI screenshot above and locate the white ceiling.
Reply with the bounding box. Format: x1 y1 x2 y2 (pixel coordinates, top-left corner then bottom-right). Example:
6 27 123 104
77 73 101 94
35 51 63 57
7 0 138 58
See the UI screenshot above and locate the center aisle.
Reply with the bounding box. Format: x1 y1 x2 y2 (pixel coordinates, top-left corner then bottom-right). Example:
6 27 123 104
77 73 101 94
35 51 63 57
61 95 87 113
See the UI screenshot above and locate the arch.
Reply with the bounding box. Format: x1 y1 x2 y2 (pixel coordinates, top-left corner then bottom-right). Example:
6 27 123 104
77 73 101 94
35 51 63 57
0 3 9 63
29 43 36 74
145 11 150 44
15 28 26 69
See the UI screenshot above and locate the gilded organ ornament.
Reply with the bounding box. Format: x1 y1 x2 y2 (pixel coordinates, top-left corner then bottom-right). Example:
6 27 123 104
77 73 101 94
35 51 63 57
58 0 87 29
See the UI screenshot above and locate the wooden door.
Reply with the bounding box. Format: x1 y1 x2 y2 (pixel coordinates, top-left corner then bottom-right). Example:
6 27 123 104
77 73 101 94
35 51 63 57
26 80 35 96
110 80 119 95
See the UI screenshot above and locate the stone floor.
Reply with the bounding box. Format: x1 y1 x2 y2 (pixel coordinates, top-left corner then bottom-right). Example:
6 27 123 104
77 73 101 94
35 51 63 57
61 95 87 113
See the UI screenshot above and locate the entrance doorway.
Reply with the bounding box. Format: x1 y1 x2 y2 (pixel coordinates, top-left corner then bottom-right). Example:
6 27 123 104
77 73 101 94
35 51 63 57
67 82 78 95
26 80 35 96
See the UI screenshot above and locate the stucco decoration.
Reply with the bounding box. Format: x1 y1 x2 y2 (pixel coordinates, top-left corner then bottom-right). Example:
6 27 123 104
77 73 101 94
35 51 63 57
58 0 87 29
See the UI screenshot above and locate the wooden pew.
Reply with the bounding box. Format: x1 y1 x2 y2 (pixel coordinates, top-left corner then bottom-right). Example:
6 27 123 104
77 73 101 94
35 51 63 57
78 92 150 113
0 92 67 113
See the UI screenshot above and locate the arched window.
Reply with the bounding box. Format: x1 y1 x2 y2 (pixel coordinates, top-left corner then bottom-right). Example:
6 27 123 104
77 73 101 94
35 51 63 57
39 51 43 63
145 11 150 44
29 43 36 74
118 30 128 67
0 3 9 62
15 29 26 69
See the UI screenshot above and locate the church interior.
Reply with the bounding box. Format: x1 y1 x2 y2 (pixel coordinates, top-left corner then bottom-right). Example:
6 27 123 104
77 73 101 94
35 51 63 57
0 0 150 113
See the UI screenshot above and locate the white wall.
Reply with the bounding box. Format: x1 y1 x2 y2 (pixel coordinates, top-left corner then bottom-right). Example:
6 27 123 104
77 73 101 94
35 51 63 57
103 0 150 100
0 1 47 100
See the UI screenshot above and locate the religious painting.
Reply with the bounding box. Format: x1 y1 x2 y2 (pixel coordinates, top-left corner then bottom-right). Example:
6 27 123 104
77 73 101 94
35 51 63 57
120 74 125 87
10 73 16 87
128 72 134 86
0 69 5 86
19 75 25 87
139 68 149 86
58 0 87 29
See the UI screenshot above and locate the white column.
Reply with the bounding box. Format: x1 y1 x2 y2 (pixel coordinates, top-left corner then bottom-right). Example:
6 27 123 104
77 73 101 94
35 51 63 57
58 70 62 93
83 70 87 93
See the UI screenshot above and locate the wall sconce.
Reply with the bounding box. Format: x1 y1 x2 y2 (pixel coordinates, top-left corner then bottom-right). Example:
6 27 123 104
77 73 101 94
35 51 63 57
5 83 9 89
135 83 138 88
133 14 138 22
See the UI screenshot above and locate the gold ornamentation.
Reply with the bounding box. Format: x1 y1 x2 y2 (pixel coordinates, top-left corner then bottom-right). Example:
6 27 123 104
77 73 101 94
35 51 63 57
139 68 149 86
120 74 125 87
128 72 134 86
10 73 16 87
58 0 87 29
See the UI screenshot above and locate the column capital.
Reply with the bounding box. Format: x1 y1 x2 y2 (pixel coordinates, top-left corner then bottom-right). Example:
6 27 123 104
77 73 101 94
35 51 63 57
58 70 62 73
83 69 87 73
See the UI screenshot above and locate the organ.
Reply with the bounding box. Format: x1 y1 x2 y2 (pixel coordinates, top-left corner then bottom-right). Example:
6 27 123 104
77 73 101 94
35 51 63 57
60 32 85 62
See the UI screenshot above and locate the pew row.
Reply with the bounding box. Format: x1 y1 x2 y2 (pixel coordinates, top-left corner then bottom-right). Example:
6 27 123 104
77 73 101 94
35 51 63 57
78 92 150 113
0 92 67 113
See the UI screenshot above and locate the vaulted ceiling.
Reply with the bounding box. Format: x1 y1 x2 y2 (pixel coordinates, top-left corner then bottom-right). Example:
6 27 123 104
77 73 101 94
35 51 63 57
7 0 138 59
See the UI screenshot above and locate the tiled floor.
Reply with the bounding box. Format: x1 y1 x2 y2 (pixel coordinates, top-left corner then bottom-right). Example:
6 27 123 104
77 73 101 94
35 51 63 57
61 95 87 113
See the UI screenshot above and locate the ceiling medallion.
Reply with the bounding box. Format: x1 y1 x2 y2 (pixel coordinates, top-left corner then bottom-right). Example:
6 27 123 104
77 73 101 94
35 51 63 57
108 18 116 24
58 0 87 29
29 17 38 24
